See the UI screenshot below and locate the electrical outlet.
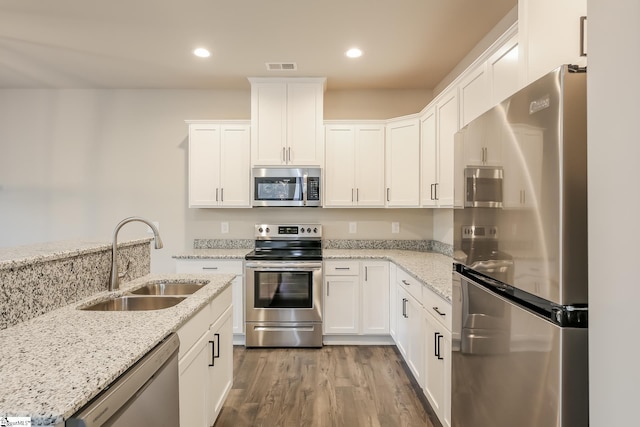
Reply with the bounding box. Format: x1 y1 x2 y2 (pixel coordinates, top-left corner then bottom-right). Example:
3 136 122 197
221 222 229 234
392 222 400 233
349 222 357 233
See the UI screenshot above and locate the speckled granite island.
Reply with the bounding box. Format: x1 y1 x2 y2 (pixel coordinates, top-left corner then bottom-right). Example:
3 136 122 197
0 240 236 426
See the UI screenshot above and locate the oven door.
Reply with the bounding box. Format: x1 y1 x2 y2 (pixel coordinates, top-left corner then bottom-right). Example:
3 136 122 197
245 261 323 323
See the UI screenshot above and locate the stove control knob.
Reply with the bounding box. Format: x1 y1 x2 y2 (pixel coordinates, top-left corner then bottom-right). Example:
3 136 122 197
313 227 318 233
258 227 264 233
306 227 310 233
300 228 305 233
266 227 270 233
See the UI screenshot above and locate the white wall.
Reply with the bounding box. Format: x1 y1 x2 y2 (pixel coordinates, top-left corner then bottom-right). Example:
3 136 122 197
588 1 640 425
0 88 434 273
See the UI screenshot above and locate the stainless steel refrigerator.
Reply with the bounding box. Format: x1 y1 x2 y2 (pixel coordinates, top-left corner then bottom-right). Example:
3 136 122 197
452 65 588 427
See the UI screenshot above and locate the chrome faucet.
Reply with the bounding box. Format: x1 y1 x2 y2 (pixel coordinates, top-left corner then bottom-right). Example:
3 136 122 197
109 216 163 291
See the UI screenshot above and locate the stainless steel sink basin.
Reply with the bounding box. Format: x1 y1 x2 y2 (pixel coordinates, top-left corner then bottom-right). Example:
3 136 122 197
80 296 186 311
128 282 206 296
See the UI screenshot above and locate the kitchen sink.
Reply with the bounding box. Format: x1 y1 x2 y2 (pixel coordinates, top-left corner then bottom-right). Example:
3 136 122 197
128 282 206 296
80 296 186 311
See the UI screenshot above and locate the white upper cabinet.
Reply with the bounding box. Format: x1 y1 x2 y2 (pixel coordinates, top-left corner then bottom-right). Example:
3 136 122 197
459 63 490 128
488 34 521 105
324 123 385 207
187 121 251 208
250 78 325 166
386 117 420 207
519 0 587 85
421 88 458 208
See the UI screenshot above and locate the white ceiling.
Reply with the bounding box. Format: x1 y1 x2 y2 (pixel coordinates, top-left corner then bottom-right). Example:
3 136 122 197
0 0 516 91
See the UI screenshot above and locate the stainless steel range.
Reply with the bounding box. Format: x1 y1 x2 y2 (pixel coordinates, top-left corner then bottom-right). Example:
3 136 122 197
244 224 323 348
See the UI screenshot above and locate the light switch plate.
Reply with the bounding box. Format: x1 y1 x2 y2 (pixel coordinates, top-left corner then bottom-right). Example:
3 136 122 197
392 222 400 233
221 222 229 234
349 222 357 233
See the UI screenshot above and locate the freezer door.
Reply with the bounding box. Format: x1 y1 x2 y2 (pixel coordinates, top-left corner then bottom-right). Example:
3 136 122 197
451 273 588 427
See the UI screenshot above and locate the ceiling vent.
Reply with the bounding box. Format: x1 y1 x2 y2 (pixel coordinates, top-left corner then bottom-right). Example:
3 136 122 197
266 62 297 71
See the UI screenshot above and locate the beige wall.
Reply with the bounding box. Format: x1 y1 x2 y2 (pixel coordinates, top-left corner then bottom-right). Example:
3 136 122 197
0 88 436 273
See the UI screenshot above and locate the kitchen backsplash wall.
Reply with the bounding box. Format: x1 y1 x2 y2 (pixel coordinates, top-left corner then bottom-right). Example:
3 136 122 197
0 239 151 330
185 208 435 242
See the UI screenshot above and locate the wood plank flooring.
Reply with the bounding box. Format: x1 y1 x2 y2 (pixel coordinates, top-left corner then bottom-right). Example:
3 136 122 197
214 345 440 427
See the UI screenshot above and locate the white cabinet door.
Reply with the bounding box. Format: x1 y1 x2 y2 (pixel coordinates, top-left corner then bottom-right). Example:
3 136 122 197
188 122 250 208
406 296 425 387
436 89 458 207
324 125 356 207
188 124 221 207
219 125 250 207
251 83 287 165
325 124 385 207
420 106 438 207
207 307 233 425
250 78 325 166
386 118 420 207
424 312 452 427
361 261 390 335
519 0 587 85
355 126 386 207
324 275 360 334
288 82 324 165
459 63 490 128
179 327 209 427
488 35 521 105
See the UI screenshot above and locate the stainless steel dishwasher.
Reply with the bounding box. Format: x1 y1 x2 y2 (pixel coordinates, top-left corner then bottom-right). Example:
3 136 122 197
66 333 180 427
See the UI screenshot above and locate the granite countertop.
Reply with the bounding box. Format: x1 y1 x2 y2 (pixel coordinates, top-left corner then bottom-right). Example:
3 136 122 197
0 272 235 425
174 247 453 302
173 248 252 259
0 238 153 270
324 249 453 301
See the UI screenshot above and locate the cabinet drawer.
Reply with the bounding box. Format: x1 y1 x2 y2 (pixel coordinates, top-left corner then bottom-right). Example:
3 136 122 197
396 267 423 305
324 260 360 276
176 259 243 275
211 286 233 325
423 287 452 331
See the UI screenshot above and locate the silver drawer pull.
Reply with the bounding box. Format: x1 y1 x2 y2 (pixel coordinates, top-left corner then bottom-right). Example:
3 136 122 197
432 306 446 317
254 326 314 332
202 267 219 270
335 267 351 270
401 279 410 286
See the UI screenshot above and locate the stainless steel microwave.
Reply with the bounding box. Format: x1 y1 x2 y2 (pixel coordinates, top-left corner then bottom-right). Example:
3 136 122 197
464 166 503 208
252 167 321 207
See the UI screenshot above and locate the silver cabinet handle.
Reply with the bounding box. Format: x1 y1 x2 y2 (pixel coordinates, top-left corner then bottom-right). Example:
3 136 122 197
364 266 368 281
327 282 330 297
220 188 224 202
434 183 439 200
430 183 435 200
215 188 219 202
356 188 359 202
386 188 390 202
351 188 354 202
580 16 587 57
282 147 286 163
288 147 291 162
402 279 410 286
202 267 218 270
335 267 351 270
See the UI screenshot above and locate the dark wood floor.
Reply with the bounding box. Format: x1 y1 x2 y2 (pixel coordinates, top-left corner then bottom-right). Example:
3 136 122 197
214 345 439 427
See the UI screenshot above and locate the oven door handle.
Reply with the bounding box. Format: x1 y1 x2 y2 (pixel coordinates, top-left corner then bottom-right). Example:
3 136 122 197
245 262 322 270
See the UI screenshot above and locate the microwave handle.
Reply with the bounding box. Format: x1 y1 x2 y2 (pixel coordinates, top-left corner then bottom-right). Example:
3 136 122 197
303 172 308 206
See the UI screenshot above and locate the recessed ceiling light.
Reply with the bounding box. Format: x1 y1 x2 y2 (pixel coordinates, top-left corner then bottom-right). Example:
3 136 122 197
193 48 211 58
346 48 363 58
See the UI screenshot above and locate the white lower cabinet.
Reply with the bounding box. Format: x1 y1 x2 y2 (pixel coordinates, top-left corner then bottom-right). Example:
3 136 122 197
175 259 245 335
396 284 425 387
423 288 453 427
177 286 233 427
323 260 389 336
